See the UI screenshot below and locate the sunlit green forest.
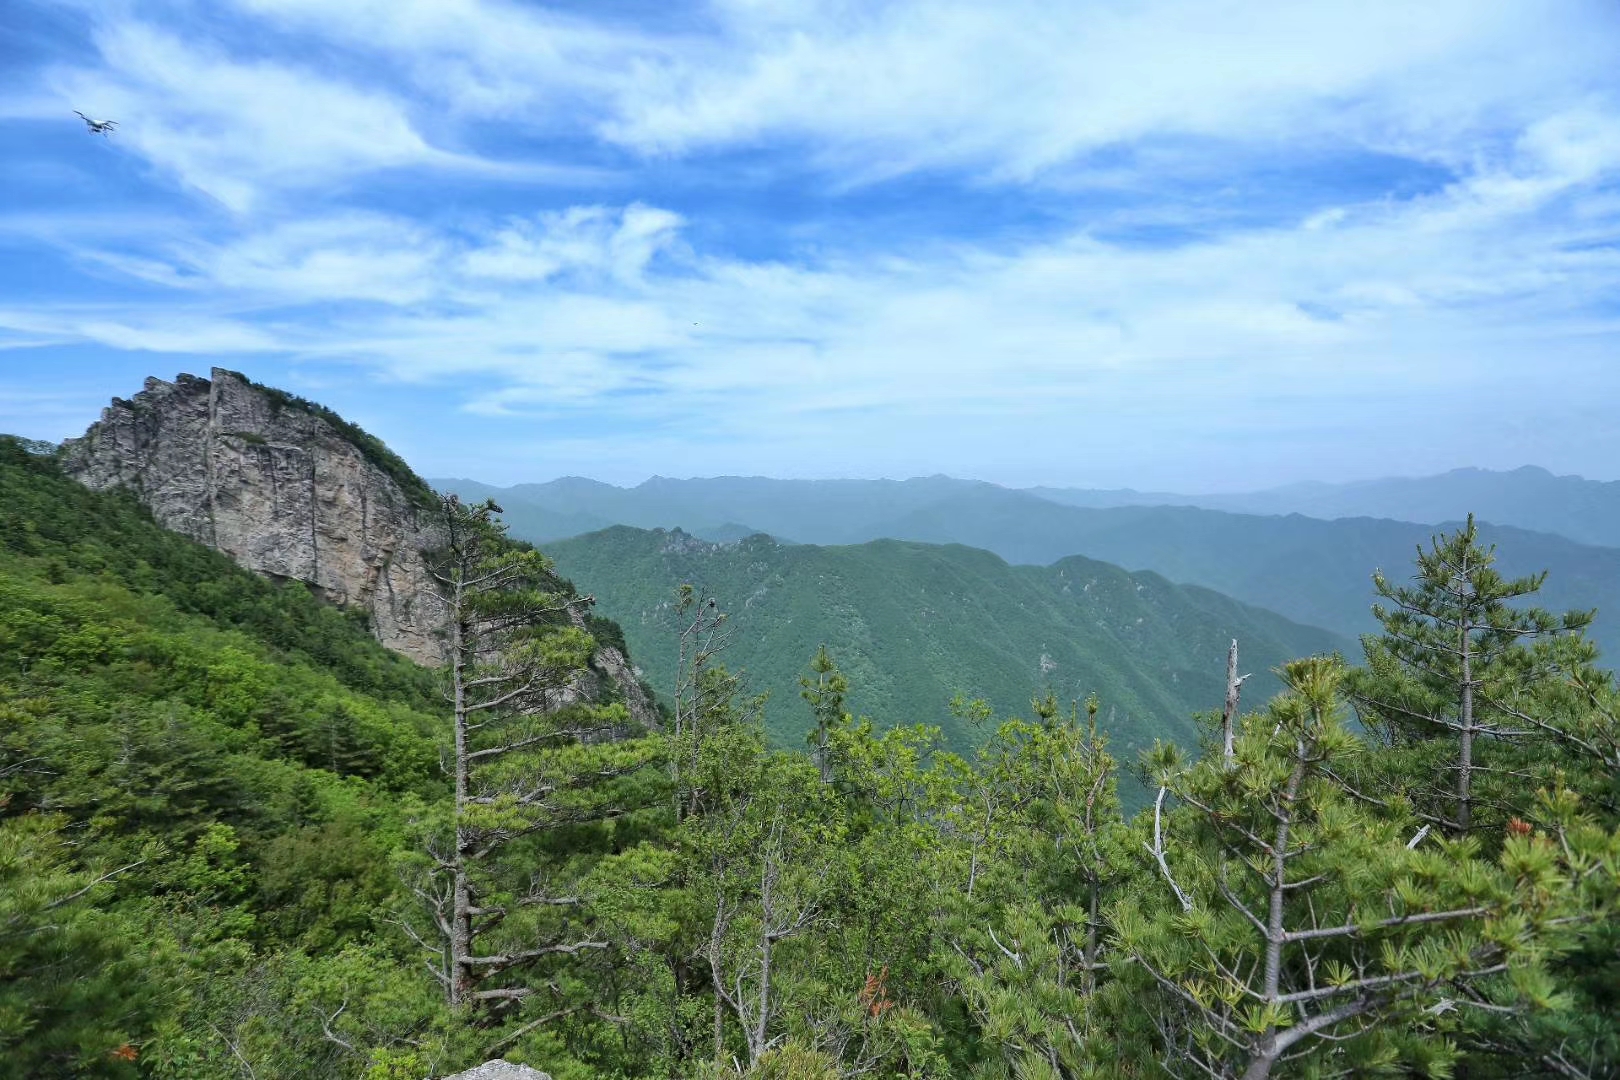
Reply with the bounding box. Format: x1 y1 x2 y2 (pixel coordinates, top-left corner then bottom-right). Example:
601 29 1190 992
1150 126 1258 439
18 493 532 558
542 526 1346 768
4 434 1618 1079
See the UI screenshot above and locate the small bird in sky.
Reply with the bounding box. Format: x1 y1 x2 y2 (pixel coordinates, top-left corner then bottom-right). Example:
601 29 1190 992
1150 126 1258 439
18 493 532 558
74 111 118 136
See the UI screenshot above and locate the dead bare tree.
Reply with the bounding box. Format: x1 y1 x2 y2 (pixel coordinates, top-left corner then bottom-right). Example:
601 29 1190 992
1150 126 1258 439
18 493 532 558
1221 638 1250 767
705 817 821 1068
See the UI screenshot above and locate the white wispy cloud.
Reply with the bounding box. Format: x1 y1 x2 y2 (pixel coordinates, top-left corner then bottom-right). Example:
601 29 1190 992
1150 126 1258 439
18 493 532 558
219 0 1620 186
45 0 1620 213
50 22 436 211
25 104 1620 402
9 0 1620 485
42 121 1609 432
230 0 662 119
44 17 600 213
95 214 452 305
0 306 283 354
460 203 686 285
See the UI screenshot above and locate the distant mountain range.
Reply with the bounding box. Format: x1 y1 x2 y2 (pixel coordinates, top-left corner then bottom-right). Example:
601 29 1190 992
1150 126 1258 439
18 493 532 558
544 527 1347 765
435 474 991 548
439 465 1620 549
436 472 1620 664
1027 466 1620 549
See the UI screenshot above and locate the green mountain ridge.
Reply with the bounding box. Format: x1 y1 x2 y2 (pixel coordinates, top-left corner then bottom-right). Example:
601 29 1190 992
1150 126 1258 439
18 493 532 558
873 491 1620 660
542 525 1349 765
6 423 1617 1077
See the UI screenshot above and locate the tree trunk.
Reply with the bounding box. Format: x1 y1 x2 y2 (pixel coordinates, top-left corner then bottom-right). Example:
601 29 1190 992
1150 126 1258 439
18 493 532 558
1251 738 1308 1077
450 581 474 1007
1222 638 1242 766
753 931 772 1064
815 720 831 784
673 637 686 825
1083 874 1100 994
1458 617 1474 835
713 979 726 1067
1241 1045 1281 1080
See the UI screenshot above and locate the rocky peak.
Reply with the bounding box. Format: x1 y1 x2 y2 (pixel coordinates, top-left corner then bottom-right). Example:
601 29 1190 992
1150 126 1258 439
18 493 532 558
61 369 659 728
64 369 442 663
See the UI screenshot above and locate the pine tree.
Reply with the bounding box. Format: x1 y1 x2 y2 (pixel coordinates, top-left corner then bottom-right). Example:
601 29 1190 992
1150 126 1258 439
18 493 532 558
948 693 1129 1079
1353 515 1592 836
1118 657 1590 1080
412 495 657 1023
1347 517 1620 1076
800 645 849 785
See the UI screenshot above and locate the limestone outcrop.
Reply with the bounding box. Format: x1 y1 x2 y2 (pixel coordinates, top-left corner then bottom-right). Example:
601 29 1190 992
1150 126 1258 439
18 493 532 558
61 369 659 729
64 369 443 663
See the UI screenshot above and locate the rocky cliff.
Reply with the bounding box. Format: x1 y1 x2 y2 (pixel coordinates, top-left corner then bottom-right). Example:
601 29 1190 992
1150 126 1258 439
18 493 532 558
64 369 443 662
62 368 658 728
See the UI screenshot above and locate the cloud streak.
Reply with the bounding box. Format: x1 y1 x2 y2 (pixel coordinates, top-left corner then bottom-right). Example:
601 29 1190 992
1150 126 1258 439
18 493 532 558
6 0 1620 487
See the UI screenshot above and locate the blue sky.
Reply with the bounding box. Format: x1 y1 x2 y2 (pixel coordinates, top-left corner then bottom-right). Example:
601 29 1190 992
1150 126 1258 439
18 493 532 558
3 0 1619 490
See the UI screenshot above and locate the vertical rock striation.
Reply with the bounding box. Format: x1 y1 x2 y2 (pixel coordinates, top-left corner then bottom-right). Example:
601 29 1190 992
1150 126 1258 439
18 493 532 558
64 369 443 663
60 369 660 729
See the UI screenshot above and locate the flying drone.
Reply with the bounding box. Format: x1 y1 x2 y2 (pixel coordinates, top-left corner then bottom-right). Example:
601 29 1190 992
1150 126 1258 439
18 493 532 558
74 111 118 136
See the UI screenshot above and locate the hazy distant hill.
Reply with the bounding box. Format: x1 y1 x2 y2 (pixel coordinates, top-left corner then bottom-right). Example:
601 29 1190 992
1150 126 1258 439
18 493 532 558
438 465 1620 550
440 476 1620 663
544 527 1348 764
1029 465 1620 548
432 474 995 544
870 491 1620 662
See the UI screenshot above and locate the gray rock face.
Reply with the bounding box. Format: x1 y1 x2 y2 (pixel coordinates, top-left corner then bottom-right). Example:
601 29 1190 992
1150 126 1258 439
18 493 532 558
567 605 659 734
441 1061 552 1080
63 369 444 663
59 370 662 729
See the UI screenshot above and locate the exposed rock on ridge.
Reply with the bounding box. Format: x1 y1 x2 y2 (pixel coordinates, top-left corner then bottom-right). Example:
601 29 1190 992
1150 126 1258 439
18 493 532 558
61 369 660 729
567 606 659 733
64 369 442 663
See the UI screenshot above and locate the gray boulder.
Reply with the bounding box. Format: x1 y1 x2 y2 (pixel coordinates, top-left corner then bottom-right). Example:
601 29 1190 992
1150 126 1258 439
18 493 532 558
441 1061 552 1080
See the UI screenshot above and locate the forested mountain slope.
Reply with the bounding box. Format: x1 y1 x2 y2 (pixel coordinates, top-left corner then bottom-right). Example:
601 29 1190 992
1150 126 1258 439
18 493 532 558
0 438 656 1077
7 445 1619 1079
0 436 449 1073
874 490 1620 659
543 526 1348 760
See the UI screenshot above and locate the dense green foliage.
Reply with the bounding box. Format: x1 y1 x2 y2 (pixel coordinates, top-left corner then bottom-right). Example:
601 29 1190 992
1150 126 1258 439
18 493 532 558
5 433 1619 1079
543 526 1345 762
1351 515 1594 835
0 439 451 1075
1120 656 1606 1080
